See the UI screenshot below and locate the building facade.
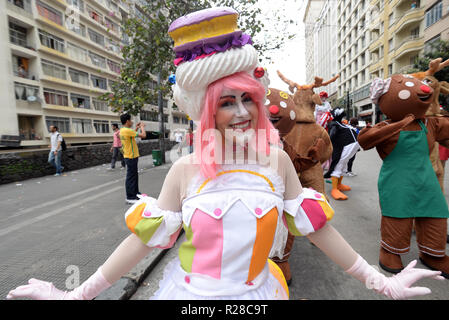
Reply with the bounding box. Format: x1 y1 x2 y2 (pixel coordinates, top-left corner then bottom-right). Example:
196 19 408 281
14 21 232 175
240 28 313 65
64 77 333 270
304 0 324 87
311 0 339 101
1 0 188 149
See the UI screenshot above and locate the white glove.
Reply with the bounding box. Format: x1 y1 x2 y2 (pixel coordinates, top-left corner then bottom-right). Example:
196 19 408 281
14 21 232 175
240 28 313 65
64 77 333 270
346 255 444 300
6 267 111 300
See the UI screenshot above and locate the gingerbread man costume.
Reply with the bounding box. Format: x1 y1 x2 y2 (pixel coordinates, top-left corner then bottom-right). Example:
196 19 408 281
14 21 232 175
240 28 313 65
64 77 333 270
358 58 449 277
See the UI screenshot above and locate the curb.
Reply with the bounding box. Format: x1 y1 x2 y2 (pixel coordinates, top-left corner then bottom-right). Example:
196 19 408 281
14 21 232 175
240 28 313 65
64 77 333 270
95 231 184 300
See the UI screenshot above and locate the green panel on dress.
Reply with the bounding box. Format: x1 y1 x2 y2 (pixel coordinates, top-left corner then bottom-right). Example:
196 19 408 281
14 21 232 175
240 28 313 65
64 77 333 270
284 213 303 236
179 223 196 273
134 217 164 244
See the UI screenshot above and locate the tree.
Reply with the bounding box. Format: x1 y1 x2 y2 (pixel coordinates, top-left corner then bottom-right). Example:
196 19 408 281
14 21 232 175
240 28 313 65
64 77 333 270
410 40 449 109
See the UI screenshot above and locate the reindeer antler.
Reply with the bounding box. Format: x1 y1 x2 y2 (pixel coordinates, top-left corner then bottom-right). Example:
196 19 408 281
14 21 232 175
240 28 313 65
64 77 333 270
427 58 449 76
321 74 340 87
277 70 301 93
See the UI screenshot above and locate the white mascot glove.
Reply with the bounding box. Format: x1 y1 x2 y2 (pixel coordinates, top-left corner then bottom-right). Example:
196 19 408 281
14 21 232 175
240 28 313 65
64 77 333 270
346 255 444 300
6 267 111 300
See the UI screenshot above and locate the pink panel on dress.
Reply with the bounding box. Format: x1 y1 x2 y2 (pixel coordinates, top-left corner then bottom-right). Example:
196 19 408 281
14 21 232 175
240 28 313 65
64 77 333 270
301 199 326 231
190 209 224 279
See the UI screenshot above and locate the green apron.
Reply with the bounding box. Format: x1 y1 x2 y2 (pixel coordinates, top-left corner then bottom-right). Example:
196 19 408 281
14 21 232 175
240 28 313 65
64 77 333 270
378 120 449 218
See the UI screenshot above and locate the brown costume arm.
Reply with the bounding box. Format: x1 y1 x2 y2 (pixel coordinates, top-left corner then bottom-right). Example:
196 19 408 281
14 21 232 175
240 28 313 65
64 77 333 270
358 114 415 150
318 129 333 163
433 116 449 148
282 137 318 173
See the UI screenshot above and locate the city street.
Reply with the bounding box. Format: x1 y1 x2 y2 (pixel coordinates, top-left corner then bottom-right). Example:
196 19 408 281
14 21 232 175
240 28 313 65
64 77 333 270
131 148 449 300
1 147 449 300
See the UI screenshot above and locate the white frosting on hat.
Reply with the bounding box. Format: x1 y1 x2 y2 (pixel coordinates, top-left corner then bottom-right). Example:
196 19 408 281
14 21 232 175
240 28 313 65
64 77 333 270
172 45 269 121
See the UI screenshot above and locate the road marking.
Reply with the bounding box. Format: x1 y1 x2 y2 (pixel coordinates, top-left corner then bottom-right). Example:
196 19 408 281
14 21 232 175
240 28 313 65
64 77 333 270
0 178 124 223
0 185 123 238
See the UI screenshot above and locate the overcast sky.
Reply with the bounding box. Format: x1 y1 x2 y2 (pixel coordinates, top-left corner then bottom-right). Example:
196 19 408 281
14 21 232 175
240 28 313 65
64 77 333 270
255 0 307 91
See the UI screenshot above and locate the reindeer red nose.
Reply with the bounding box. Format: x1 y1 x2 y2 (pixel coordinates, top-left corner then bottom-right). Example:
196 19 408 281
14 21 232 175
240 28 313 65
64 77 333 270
420 85 431 93
269 105 280 115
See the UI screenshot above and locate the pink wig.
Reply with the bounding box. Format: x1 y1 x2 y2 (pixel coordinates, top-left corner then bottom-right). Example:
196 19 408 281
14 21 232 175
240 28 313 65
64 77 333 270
195 72 280 179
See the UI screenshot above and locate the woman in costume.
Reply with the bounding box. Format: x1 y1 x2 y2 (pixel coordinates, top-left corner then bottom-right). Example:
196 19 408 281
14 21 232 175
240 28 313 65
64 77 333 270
7 7 443 300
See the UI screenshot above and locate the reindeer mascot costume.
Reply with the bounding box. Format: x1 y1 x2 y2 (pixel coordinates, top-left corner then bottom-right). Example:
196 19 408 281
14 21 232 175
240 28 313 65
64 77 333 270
358 58 449 277
266 73 336 284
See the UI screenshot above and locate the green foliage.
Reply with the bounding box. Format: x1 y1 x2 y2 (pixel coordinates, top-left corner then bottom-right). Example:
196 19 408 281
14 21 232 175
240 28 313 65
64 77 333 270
411 40 449 109
101 0 298 116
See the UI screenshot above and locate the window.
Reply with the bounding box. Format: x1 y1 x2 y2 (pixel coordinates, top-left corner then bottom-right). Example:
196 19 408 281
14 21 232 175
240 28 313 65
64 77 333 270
88 29 104 47
140 110 158 122
388 38 393 51
94 120 110 133
70 93 90 109
14 82 39 101
67 42 89 63
104 18 118 34
89 51 106 68
410 27 420 38
107 60 121 74
106 38 120 54
12 55 30 78
66 17 86 37
182 117 189 125
92 99 109 111
67 0 84 12
9 22 27 47
173 116 180 124
72 118 93 134
379 45 384 58
42 60 66 79
69 68 89 86
425 1 442 28
388 13 394 26
46 116 70 133
388 64 393 75
91 75 107 89
87 6 102 24
36 0 63 25
425 35 441 53
39 30 65 52
44 88 68 106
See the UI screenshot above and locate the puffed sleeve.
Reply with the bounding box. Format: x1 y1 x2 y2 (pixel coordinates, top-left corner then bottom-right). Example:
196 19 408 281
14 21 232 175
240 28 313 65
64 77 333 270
283 188 334 236
124 196 182 249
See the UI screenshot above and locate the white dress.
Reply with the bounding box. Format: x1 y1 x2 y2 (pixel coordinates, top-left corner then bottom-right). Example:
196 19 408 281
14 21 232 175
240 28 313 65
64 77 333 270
124 163 334 300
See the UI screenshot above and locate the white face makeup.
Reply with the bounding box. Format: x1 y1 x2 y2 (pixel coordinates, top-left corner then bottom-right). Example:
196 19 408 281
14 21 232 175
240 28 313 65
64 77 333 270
215 88 259 148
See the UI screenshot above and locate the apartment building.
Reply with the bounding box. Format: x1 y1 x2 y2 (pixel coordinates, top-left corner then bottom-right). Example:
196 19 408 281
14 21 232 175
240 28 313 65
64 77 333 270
336 0 373 123
310 0 339 101
1 0 188 149
304 0 374 123
304 0 324 87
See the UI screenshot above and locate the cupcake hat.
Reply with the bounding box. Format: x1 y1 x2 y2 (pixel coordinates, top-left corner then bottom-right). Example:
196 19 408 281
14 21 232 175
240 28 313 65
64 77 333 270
169 7 270 121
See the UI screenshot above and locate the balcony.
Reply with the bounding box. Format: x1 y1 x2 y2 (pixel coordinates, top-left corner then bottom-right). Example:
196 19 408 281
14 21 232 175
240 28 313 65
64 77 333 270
391 7 424 34
393 35 424 59
7 0 33 17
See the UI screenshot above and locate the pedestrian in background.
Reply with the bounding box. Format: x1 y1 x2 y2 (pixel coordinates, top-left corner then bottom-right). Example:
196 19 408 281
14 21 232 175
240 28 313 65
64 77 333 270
174 130 183 155
48 125 64 177
109 123 125 170
186 127 194 154
119 114 146 204
345 117 361 177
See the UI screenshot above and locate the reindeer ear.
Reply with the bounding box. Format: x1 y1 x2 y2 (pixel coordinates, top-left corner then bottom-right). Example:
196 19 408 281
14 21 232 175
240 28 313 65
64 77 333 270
288 86 295 94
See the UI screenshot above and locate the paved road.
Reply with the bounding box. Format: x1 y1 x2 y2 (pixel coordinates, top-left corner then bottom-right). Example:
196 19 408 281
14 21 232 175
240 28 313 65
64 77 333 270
131 148 449 300
0 145 183 300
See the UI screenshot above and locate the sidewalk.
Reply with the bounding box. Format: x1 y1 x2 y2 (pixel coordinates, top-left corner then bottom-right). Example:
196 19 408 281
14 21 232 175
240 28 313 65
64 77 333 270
0 145 188 300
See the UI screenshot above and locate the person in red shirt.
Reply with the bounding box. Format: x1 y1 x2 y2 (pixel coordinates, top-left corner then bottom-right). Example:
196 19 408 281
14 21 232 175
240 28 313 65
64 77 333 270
186 127 194 154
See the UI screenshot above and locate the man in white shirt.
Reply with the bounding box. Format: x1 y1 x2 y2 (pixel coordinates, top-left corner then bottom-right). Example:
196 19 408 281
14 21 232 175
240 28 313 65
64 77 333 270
174 131 183 155
48 125 64 176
